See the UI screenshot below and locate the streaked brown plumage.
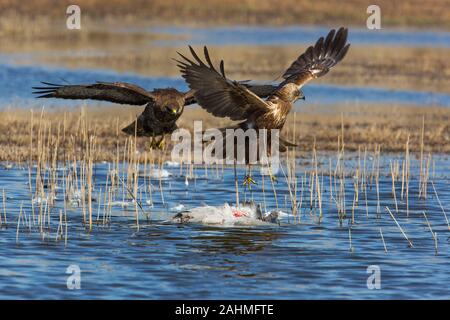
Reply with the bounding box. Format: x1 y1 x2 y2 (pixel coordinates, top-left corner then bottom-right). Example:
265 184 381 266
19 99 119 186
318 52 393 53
177 27 350 161
32 81 275 141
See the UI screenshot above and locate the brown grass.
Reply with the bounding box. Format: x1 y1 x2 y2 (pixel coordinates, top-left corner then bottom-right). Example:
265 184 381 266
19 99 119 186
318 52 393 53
1 103 449 164
26 45 449 94
0 0 449 29
1 1 448 95
2 34 448 94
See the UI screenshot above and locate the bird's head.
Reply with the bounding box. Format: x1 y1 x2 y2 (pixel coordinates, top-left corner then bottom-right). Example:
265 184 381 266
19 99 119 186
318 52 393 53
296 89 305 102
153 88 185 116
276 83 306 103
164 103 183 115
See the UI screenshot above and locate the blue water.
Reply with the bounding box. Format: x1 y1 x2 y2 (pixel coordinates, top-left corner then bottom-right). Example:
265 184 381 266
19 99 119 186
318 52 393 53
1 24 450 300
148 25 450 48
0 154 449 299
0 63 449 109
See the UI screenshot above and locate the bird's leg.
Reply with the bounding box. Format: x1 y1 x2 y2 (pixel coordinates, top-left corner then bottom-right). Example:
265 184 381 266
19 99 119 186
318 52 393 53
234 158 239 208
156 134 165 150
270 174 278 183
243 163 257 189
267 160 278 184
149 133 157 149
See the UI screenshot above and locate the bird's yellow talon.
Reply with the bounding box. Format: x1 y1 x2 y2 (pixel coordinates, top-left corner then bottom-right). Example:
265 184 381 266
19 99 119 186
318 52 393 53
149 138 157 149
156 139 165 150
243 175 257 188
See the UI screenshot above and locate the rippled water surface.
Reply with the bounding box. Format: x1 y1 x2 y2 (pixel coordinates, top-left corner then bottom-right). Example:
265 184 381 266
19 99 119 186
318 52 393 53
0 154 449 299
1 24 449 300
139 25 450 48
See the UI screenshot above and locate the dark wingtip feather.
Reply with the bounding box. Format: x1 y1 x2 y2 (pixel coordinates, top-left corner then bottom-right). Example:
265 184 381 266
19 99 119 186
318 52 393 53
32 90 56 95
219 60 226 78
40 81 61 87
188 45 205 66
177 51 196 65
35 94 54 98
335 43 350 62
203 46 218 72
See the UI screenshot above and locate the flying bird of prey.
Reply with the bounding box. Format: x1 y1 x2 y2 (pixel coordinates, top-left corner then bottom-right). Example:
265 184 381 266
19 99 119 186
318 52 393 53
177 27 350 185
32 81 275 149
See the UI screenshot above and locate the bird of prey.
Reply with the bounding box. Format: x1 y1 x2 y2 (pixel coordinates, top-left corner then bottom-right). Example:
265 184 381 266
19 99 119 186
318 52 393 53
177 27 350 185
32 81 275 149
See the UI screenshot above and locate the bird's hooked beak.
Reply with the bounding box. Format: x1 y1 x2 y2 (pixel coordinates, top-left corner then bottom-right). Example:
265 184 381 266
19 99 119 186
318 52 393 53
166 106 179 115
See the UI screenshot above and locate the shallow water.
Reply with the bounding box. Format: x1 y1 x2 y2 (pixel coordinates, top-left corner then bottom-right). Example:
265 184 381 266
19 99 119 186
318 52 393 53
0 62 449 109
0 154 449 299
135 25 450 48
1 24 450 299
1 24 450 110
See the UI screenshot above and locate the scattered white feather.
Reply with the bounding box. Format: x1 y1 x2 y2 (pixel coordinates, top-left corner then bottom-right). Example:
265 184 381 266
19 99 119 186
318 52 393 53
170 203 186 211
172 202 279 226
109 200 135 208
147 168 171 179
32 195 57 205
164 161 180 167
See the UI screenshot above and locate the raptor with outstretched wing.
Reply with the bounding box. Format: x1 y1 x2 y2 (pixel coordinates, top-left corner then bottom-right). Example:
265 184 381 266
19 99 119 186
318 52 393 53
177 27 349 182
32 80 275 148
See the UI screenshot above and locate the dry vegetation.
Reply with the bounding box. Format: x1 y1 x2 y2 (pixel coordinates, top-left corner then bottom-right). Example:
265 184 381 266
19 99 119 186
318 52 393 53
1 1 448 94
1 103 449 164
1 0 449 29
22 45 448 94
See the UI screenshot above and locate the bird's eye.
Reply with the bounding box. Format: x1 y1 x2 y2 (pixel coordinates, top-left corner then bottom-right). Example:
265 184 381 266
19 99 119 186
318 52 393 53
165 106 178 114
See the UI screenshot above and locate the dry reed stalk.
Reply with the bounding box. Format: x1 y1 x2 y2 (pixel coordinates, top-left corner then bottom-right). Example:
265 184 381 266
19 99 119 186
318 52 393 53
280 155 296 219
1 189 6 227
430 181 449 230
16 202 23 244
401 159 405 199
390 161 399 214
362 147 367 192
351 194 356 225
379 228 387 253
434 232 438 253
329 158 333 200
405 136 410 217
348 227 354 252
356 147 360 205
56 209 63 242
292 112 298 220
96 188 102 224
422 211 438 254
133 122 140 231
419 116 425 198
265 157 279 210
423 153 431 199
297 173 305 223
314 145 323 223
158 153 165 206
386 206 413 247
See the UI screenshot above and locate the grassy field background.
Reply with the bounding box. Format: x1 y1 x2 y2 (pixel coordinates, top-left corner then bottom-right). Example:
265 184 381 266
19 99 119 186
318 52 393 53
0 0 449 159
1 0 449 29
1 104 448 162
